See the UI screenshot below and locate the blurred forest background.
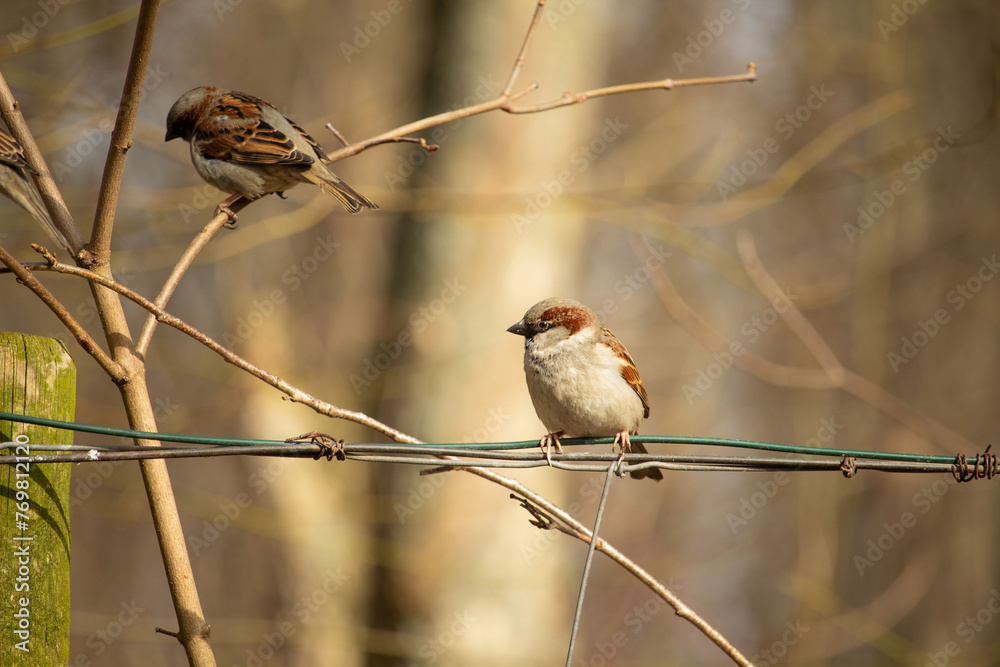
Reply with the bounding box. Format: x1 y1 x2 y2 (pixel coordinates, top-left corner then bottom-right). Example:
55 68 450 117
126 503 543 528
2 0 999 665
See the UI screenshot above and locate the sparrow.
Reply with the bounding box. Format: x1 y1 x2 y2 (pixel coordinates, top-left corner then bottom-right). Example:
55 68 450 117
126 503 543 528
507 297 663 481
0 128 70 252
165 86 377 220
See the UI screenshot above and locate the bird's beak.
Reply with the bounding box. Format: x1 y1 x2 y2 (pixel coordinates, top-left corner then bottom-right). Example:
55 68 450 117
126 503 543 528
506 319 528 336
164 130 178 142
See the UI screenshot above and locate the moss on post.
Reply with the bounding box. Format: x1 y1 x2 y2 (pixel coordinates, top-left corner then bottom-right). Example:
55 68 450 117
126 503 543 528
0 332 75 666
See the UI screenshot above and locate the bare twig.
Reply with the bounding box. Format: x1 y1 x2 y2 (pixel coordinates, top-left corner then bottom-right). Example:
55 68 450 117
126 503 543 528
319 0 753 168
323 66 754 166
325 120 439 153
136 203 249 356
327 129 440 154
89 0 160 255
324 123 352 147
501 0 548 97
505 65 758 114
459 465 752 665
31 256 419 444
0 244 122 378
321 85 533 164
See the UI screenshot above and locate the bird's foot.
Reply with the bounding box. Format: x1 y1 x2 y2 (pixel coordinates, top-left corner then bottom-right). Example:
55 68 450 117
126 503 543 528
539 431 565 466
215 193 245 228
612 430 632 466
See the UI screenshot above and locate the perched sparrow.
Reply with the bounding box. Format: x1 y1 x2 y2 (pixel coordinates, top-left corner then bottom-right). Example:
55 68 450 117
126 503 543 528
507 298 663 481
165 86 377 219
0 128 70 252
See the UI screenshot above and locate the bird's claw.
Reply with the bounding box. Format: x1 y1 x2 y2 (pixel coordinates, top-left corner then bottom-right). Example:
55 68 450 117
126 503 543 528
215 203 239 228
612 430 632 454
539 431 564 467
612 430 632 467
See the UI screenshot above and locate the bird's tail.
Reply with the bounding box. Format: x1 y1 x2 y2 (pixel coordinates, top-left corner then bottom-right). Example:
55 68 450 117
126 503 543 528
1 169 73 253
628 441 664 481
310 172 378 214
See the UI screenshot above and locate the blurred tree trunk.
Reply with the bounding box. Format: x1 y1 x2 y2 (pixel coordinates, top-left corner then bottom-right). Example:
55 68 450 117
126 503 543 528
362 1 616 665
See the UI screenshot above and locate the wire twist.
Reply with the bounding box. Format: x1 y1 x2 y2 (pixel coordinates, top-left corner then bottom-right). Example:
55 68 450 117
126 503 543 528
952 444 997 482
840 456 858 478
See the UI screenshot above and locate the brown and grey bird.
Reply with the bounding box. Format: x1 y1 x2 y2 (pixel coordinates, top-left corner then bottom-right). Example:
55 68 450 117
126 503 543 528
165 86 378 215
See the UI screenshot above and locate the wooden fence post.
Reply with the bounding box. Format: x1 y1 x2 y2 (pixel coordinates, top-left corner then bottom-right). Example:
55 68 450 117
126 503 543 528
1 332 75 665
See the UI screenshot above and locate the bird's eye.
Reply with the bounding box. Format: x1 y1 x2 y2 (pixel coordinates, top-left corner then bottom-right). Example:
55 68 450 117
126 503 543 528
537 321 552 331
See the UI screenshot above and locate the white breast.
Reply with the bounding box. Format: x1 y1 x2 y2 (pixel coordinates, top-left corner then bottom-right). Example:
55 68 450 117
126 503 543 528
522 326 645 437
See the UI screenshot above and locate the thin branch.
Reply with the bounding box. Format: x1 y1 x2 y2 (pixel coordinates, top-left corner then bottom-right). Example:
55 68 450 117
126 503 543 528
324 123 351 147
504 64 758 114
318 7 753 167
32 255 419 444
323 123 441 153
501 0 548 97
326 127 440 154
0 244 123 379
325 121 439 153
136 203 248 357
321 89 531 164
456 464 752 665
323 67 754 165
89 0 161 255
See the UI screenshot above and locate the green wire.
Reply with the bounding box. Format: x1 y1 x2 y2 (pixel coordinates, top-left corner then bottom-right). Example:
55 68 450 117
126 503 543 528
0 410 963 464
1 410 283 447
